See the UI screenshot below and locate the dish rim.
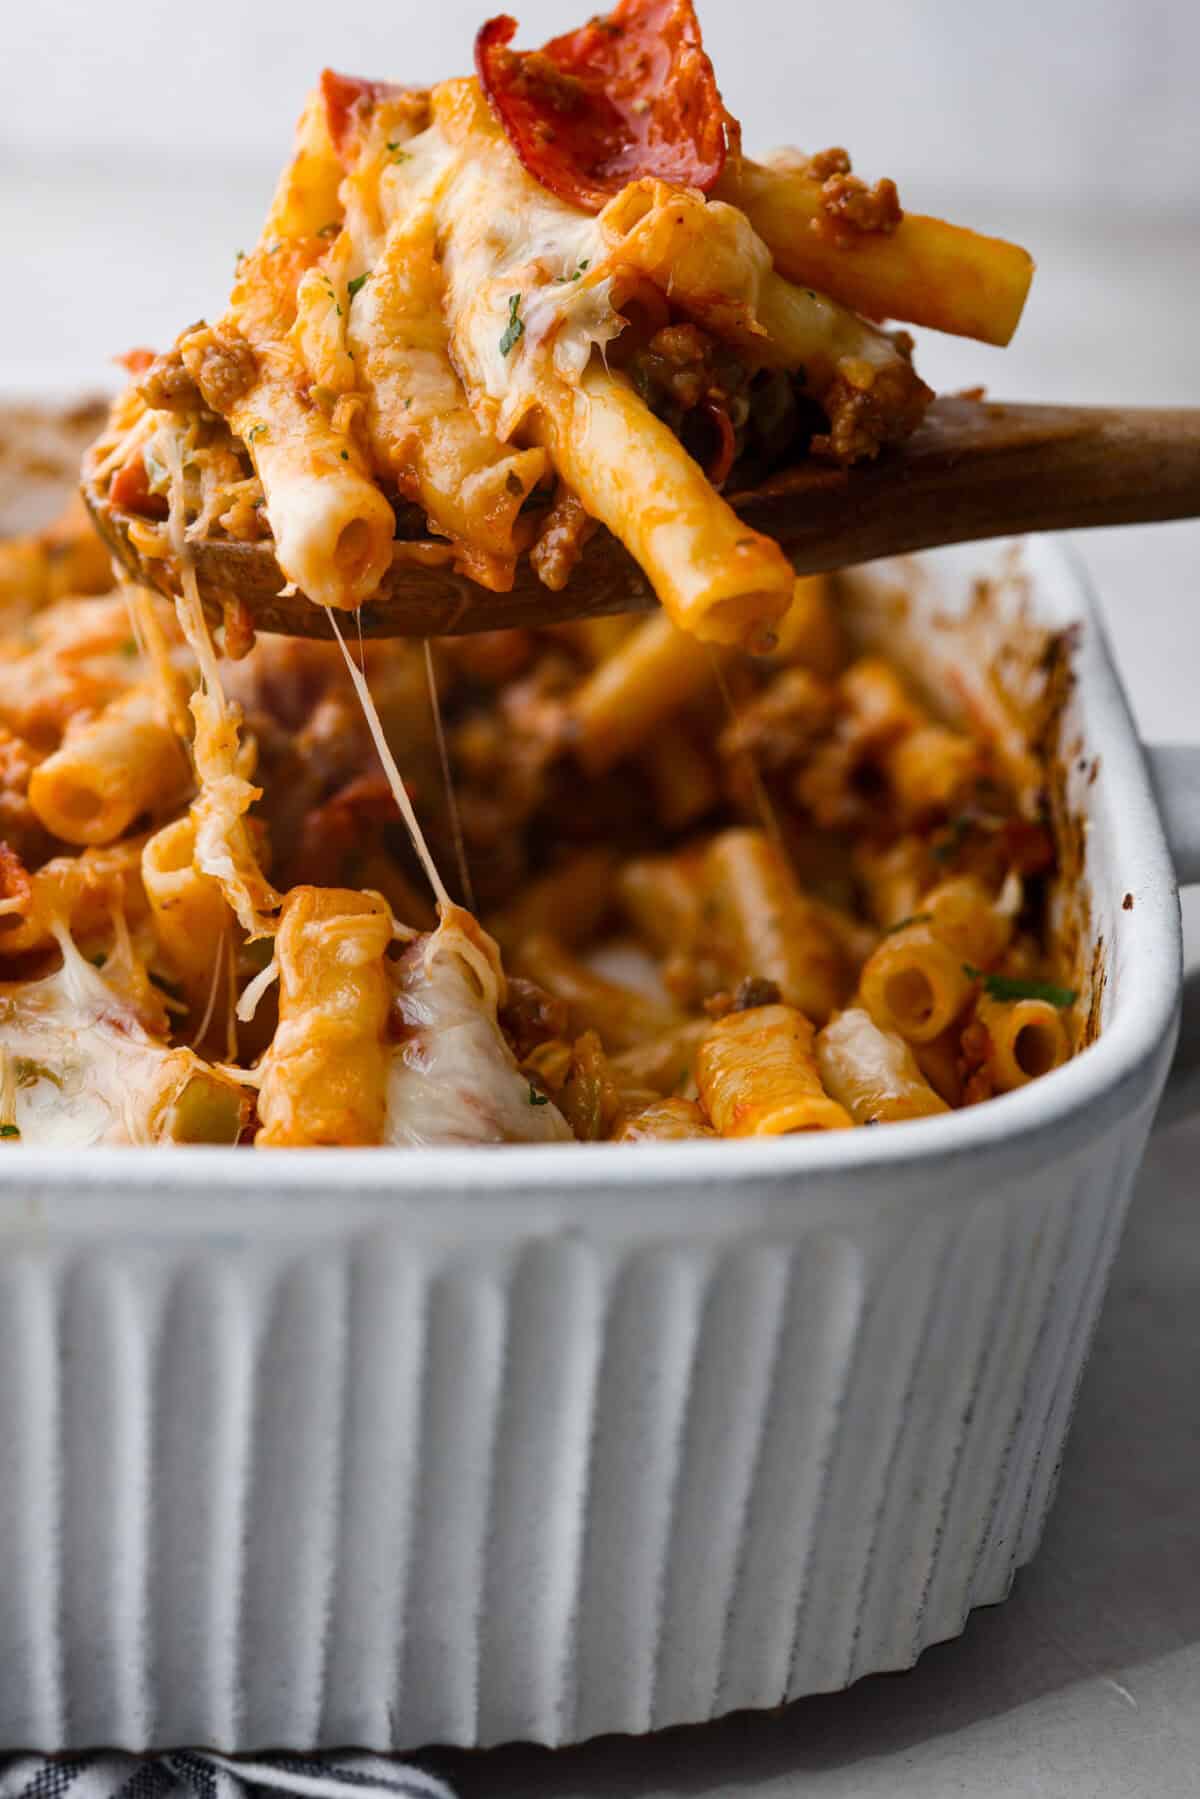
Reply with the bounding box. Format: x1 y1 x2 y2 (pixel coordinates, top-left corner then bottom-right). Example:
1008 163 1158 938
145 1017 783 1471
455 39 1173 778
0 535 1181 1208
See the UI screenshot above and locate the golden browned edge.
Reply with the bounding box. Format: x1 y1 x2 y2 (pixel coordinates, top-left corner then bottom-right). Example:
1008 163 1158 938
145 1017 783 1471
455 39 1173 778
833 557 1095 1051
967 581 1099 1051
1040 633 1105 1051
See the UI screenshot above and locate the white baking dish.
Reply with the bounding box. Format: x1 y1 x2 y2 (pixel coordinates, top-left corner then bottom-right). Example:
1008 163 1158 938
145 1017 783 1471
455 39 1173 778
0 535 1195 1754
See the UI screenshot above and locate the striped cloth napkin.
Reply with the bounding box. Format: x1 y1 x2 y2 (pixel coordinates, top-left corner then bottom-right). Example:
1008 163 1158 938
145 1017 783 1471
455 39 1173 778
0 1755 455 1799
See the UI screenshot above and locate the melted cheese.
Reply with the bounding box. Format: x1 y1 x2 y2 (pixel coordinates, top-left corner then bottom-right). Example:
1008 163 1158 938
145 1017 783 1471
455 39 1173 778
158 419 281 939
376 79 902 454
324 607 450 908
0 931 242 1147
380 82 620 443
386 909 572 1146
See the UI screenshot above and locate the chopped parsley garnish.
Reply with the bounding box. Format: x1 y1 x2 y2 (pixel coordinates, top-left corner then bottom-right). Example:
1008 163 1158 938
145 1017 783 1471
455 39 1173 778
119 638 139 659
0 1124 19 1139
385 141 411 162
499 293 524 356
234 248 245 267
554 257 591 284
347 271 370 300
247 423 267 444
886 911 932 934
528 1084 550 1106
963 965 1077 1007
339 450 349 461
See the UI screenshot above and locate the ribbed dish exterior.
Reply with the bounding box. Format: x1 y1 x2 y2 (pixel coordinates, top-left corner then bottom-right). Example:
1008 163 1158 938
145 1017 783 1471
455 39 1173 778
0 1092 1153 1754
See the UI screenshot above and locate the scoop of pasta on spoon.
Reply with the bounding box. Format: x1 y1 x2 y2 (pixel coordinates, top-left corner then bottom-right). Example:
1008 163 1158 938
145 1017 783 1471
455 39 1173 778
85 394 1200 642
79 0 1200 647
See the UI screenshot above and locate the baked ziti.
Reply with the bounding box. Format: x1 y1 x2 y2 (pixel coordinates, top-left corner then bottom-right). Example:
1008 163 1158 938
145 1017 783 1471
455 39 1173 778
85 0 1033 648
0 482 1075 1146
1 3 1064 1148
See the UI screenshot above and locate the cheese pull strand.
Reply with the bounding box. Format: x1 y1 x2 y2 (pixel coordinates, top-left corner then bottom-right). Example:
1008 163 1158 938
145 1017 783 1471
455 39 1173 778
324 606 450 909
160 422 280 938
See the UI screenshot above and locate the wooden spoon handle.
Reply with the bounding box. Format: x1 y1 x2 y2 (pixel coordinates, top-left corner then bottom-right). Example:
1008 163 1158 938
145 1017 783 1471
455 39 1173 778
85 397 1200 640
746 397 1200 575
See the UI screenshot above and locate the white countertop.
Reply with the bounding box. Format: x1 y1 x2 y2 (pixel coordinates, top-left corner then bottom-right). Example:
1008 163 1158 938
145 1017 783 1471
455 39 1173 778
5 162 1200 1796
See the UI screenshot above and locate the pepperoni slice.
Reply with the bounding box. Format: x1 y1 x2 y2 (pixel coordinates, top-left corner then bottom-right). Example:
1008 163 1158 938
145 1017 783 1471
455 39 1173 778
475 1 731 213
321 68 408 164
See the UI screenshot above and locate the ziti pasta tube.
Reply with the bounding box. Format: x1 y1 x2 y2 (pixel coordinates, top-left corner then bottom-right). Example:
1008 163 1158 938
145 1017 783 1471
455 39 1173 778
536 364 794 648
615 1097 716 1142
703 828 845 1024
569 611 718 775
696 1004 852 1136
142 816 232 1020
972 993 1071 1092
347 210 548 589
617 852 703 959
28 683 190 846
858 919 975 1043
921 877 1013 968
816 1007 949 1125
185 93 396 611
719 153 1034 348
256 886 394 1147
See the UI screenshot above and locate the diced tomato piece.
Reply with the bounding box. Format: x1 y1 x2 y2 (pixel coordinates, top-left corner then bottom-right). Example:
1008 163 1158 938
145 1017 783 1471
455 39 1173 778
110 454 168 520
475 1 731 213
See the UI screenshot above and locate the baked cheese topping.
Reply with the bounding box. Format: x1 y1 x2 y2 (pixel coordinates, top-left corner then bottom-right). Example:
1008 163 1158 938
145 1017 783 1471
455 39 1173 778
0 929 245 1147
386 908 572 1146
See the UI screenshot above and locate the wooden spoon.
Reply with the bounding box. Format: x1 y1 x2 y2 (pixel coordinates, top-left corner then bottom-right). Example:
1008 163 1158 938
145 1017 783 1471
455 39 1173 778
84 396 1200 640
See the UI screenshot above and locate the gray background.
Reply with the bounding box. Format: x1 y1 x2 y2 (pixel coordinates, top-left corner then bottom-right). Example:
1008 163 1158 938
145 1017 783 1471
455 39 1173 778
4 0 1197 216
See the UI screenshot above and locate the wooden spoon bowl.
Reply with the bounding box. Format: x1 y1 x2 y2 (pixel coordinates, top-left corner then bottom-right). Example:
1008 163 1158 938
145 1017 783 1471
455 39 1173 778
84 396 1200 640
